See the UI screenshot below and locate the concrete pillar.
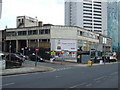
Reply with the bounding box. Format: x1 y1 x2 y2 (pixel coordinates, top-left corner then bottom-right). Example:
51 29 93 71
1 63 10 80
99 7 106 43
38 39 39 48
27 40 29 48
16 40 18 52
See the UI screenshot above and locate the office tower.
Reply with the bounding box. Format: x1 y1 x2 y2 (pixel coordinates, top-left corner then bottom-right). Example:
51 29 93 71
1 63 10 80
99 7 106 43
65 0 107 35
107 0 120 52
0 0 2 19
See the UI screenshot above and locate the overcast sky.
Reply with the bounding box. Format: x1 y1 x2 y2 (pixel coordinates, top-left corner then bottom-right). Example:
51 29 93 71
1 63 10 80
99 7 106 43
0 0 65 30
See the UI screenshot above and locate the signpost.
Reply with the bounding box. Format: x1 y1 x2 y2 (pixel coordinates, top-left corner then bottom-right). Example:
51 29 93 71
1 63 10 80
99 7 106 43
61 50 64 65
35 48 39 67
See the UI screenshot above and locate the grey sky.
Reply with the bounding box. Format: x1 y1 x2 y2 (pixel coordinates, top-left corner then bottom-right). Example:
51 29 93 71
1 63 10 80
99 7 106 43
0 0 64 30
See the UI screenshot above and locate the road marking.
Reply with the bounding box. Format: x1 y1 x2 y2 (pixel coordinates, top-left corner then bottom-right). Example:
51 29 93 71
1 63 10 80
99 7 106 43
56 76 61 78
86 83 92 87
70 82 87 88
94 76 105 81
110 72 118 75
1 83 15 87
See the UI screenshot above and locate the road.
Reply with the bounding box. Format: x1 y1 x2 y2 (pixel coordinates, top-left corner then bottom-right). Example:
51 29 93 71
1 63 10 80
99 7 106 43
2 63 118 88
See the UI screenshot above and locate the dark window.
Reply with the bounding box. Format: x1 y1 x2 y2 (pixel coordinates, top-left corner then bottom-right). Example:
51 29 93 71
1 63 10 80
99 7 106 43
83 3 92 6
83 9 92 12
83 16 92 18
42 39 47 42
94 20 102 22
33 30 38 35
94 14 101 16
84 23 92 25
94 7 101 10
18 31 27 36
83 13 92 15
84 26 92 28
94 1 101 4
83 19 92 22
94 4 101 7
45 29 50 34
94 23 102 26
28 31 32 35
94 27 102 29
94 17 102 19
39 30 44 34
94 10 101 13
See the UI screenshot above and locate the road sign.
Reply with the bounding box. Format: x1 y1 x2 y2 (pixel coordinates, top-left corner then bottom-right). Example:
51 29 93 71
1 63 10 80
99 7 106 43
35 48 39 52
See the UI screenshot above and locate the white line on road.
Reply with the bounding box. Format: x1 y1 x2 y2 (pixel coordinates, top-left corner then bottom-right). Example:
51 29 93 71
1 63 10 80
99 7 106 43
86 83 92 87
69 82 87 88
0 83 15 87
94 76 105 81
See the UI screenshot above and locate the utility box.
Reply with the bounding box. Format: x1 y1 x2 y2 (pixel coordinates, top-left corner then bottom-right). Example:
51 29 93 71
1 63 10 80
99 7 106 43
81 55 90 64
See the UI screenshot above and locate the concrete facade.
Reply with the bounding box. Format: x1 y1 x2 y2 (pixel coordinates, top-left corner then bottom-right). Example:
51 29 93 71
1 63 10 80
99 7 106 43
3 25 112 62
17 16 38 28
0 0 2 19
0 30 2 51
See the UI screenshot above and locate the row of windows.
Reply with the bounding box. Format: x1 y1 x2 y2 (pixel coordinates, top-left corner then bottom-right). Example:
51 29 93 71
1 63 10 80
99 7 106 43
77 30 98 39
83 3 92 6
6 29 50 36
83 16 101 19
83 23 102 26
83 6 92 9
83 19 102 23
84 26 102 29
28 39 50 42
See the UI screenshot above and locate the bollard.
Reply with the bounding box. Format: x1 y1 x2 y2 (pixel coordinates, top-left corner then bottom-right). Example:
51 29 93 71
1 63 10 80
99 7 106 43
88 60 92 66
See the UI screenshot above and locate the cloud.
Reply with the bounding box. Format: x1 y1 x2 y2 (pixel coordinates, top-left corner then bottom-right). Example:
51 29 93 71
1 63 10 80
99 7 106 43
0 0 64 30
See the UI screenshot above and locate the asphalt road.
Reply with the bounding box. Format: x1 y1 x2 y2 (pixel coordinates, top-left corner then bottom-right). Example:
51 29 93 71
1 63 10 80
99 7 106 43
2 63 118 88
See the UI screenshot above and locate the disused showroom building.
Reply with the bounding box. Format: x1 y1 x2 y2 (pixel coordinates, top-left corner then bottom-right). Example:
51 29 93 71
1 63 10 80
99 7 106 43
3 16 112 62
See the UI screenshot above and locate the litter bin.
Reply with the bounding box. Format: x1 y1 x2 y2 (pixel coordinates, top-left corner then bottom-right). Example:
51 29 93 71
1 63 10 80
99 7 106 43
88 60 92 66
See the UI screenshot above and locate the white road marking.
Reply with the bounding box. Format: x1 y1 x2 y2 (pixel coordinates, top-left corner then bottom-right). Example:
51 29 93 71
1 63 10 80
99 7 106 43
86 83 92 87
56 76 61 78
70 82 87 88
110 72 118 75
94 76 105 81
1 83 15 87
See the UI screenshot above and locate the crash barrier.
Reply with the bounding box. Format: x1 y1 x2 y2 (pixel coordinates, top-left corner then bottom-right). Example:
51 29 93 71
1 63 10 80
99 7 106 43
5 60 22 69
88 60 92 66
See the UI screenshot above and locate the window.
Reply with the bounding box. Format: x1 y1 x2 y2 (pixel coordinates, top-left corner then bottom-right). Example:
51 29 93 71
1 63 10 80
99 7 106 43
94 14 101 16
94 17 102 19
94 20 101 22
84 23 92 25
94 10 101 13
83 19 92 22
83 16 92 18
83 6 92 9
39 30 44 34
18 31 27 36
83 9 92 12
33 30 38 35
28 31 32 35
83 13 92 15
94 4 101 7
45 29 50 34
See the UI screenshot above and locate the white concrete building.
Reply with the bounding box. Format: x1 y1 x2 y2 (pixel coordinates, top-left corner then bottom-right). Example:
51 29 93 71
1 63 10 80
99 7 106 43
17 16 38 28
0 0 2 19
65 0 107 35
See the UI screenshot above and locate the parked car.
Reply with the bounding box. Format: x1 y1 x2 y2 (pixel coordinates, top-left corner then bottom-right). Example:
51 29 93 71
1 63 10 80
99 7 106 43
6 53 24 62
0 52 5 59
29 54 45 62
16 52 28 60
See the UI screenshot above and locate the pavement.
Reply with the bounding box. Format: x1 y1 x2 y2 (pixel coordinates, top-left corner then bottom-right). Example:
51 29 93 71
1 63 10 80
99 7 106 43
0 60 118 76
